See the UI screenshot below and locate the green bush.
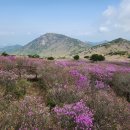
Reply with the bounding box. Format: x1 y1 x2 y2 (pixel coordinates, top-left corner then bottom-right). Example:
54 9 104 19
73 55 79 60
128 54 130 58
84 56 89 59
90 54 105 61
46 98 56 110
1 52 9 56
28 54 40 58
5 79 29 99
108 51 127 56
47 57 54 60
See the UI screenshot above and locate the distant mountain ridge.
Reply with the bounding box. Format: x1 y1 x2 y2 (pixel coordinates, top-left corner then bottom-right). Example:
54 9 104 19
16 33 91 57
1 34 130 58
0 45 22 53
85 40 109 45
81 38 130 56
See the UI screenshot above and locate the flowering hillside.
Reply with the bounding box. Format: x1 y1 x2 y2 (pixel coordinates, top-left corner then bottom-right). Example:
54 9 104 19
0 56 130 130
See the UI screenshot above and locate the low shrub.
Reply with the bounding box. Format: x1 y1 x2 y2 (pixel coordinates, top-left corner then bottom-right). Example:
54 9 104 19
0 96 51 129
111 72 130 102
5 79 29 99
46 98 56 110
90 54 105 61
28 54 40 58
108 51 127 56
37 63 73 90
73 55 79 60
46 85 81 107
1 52 9 56
0 72 29 99
47 57 54 60
84 56 89 59
53 100 94 130
128 54 130 58
86 90 130 130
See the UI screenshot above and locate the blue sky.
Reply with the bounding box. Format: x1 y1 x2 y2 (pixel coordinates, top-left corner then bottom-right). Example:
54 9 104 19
0 0 130 46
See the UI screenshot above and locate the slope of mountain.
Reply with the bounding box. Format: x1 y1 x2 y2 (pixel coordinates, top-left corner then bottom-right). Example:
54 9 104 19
85 40 108 45
81 38 130 56
0 45 22 53
16 33 91 57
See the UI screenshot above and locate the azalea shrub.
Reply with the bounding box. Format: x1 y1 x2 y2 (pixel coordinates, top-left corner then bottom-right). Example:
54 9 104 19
53 100 94 130
0 96 51 130
112 72 130 102
46 85 82 108
86 90 130 130
5 79 27 99
0 56 130 129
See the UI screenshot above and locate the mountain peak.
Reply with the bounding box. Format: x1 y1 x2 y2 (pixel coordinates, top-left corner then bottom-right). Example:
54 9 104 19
41 33 67 38
81 37 130 56
111 38 128 43
17 33 90 57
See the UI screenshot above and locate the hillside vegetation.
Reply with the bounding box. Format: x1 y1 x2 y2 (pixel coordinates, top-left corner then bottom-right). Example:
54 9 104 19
16 33 90 57
1 34 130 60
81 38 130 57
0 56 130 129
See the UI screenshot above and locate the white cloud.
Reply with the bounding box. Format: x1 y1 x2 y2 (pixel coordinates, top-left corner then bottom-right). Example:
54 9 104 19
103 6 116 18
99 26 109 32
101 0 130 32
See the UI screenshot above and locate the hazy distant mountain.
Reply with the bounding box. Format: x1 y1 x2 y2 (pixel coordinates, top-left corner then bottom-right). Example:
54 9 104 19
0 45 22 53
2 35 129 58
96 40 109 45
85 40 108 45
81 38 130 56
16 33 91 57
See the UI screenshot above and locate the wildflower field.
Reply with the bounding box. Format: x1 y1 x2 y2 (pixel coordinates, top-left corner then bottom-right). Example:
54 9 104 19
0 56 130 130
